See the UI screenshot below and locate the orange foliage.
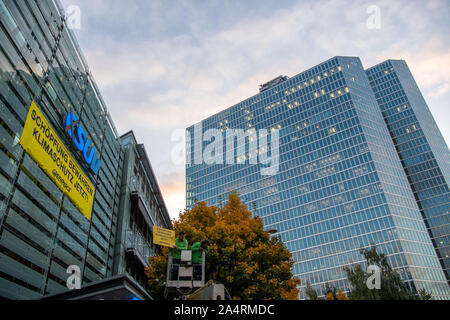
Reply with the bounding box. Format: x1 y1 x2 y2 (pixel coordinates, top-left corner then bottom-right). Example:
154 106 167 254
337 289 349 300
145 192 300 300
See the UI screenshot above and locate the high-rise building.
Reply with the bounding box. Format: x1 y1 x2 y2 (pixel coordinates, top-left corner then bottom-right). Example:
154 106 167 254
366 60 450 283
0 0 170 299
186 56 450 299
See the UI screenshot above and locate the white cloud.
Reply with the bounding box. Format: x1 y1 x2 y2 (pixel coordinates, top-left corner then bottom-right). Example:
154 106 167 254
63 0 450 218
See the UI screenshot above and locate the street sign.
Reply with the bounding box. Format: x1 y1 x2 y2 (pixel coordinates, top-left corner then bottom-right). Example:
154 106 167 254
153 226 175 247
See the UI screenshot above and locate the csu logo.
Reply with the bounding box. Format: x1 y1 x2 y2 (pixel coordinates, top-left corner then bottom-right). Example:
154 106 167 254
65 112 102 175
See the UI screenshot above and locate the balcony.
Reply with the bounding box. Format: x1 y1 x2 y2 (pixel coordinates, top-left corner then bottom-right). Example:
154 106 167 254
125 230 153 269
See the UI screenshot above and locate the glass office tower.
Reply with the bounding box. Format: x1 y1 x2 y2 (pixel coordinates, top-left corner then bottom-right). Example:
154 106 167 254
186 56 450 299
367 60 450 283
0 0 171 299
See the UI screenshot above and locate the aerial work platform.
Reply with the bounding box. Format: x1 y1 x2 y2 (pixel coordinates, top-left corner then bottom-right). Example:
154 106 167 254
165 250 205 298
165 249 230 300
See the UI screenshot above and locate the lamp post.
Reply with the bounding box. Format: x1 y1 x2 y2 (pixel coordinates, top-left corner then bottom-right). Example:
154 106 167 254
265 228 278 238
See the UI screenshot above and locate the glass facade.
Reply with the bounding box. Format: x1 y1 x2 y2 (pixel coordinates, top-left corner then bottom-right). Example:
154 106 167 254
367 60 450 283
186 56 450 299
0 0 170 299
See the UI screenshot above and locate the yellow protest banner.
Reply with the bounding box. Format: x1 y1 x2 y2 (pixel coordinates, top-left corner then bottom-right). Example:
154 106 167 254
19 101 95 220
153 226 175 247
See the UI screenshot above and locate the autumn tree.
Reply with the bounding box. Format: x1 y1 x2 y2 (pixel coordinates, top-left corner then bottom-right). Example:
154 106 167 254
325 292 334 300
145 192 300 300
323 283 349 300
324 283 337 300
337 289 349 300
343 246 432 300
305 282 318 300
304 282 349 300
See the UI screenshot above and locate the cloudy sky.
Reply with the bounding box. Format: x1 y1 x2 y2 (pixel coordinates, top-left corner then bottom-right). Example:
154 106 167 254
60 0 450 219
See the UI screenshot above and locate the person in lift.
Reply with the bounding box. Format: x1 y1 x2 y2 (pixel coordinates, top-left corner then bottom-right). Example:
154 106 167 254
190 239 210 280
170 231 188 280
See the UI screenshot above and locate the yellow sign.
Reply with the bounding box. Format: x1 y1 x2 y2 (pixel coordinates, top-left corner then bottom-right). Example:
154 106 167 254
153 226 175 247
19 101 95 220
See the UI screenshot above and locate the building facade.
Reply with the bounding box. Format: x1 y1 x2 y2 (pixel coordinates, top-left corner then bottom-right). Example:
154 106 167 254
113 131 171 290
0 0 170 299
366 60 450 283
186 56 450 299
